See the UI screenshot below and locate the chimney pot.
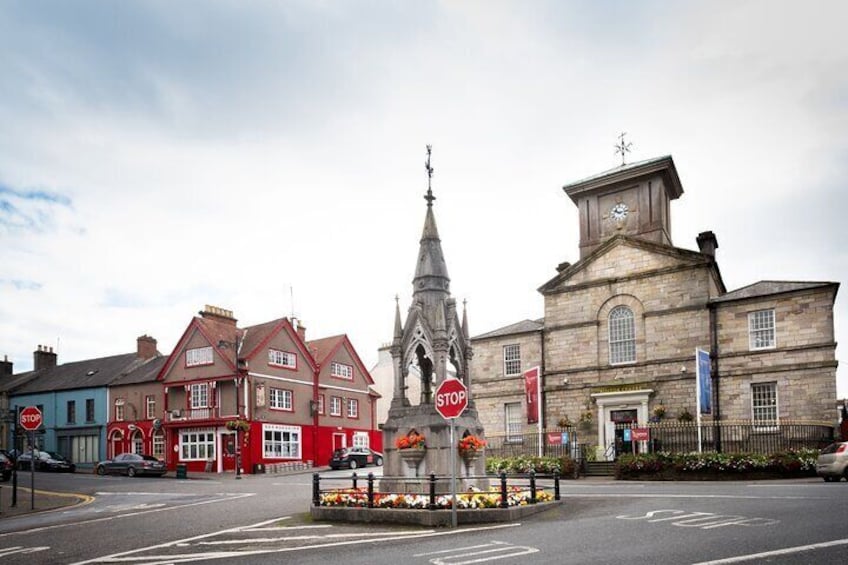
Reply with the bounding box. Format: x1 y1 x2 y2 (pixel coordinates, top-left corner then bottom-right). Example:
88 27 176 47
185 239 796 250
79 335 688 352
33 344 57 371
696 231 719 258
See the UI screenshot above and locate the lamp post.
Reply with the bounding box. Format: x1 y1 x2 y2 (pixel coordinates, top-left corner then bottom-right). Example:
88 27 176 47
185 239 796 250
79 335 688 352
219 337 247 479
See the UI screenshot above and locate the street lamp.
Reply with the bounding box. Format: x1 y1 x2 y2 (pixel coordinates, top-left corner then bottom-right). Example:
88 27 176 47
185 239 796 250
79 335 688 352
219 337 247 479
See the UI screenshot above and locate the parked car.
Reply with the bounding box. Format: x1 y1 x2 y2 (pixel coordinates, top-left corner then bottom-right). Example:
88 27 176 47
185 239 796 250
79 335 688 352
329 447 383 470
0 453 13 481
16 450 76 472
816 441 848 482
95 453 167 477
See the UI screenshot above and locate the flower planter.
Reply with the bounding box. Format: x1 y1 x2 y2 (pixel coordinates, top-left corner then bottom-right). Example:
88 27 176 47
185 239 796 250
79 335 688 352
398 448 426 477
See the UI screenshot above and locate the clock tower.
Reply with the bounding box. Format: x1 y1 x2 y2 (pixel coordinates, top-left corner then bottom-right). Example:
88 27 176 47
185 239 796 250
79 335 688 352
563 155 684 259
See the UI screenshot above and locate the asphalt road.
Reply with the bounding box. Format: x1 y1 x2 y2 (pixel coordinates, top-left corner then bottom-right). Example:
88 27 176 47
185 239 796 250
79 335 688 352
1 470 846 564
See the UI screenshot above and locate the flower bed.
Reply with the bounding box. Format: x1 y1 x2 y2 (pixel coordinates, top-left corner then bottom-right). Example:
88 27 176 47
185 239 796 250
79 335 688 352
319 485 553 509
486 455 577 477
615 449 819 480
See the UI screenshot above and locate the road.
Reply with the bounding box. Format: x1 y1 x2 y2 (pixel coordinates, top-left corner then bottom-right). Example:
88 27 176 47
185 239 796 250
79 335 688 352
1 470 846 564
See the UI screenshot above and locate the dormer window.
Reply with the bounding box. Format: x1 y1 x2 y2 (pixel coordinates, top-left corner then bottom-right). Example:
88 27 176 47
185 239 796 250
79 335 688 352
268 349 297 369
186 346 213 367
331 362 353 380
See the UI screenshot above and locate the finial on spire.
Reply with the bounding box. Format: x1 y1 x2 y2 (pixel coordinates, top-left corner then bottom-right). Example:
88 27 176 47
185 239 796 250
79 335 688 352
424 144 435 207
614 132 632 166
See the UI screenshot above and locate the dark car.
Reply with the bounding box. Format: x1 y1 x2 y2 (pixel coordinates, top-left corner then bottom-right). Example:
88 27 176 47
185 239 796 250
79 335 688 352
16 450 76 472
329 447 383 470
96 453 167 477
0 453 13 481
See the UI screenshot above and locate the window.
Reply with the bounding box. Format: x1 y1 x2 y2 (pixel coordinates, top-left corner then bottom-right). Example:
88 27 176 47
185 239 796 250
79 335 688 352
749 309 776 350
318 394 325 415
152 430 165 459
114 399 124 422
145 395 156 420
263 424 301 459
330 396 342 416
609 305 636 364
503 344 521 376
269 388 293 411
505 402 523 442
268 349 297 369
752 382 778 427
190 384 208 409
67 401 76 424
180 429 215 461
86 399 95 422
132 430 144 454
186 346 213 367
331 362 353 380
352 431 369 448
347 398 359 419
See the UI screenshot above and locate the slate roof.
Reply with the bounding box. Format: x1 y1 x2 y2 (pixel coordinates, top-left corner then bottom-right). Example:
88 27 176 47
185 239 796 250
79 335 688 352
471 319 544 341
12 353 158 394
109 355 168 386
711 281 838 303
306 335 345 366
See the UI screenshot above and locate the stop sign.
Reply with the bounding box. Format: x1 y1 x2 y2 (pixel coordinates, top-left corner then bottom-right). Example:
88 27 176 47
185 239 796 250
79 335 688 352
435 378 468 419
20 406 43 431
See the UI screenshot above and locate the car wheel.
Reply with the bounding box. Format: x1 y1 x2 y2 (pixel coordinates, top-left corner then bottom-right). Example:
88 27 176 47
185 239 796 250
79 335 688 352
349 459 358 470
96 465 106 476
375 456 383 466
127 467 136 477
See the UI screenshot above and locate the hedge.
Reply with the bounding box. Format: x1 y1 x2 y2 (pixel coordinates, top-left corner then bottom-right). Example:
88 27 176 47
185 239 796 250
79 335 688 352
615 449 819 480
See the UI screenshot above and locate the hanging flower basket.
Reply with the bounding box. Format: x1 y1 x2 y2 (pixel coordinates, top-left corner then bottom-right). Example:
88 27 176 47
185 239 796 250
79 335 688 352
395 431 426 450
226 419 250 432
458 434 486 462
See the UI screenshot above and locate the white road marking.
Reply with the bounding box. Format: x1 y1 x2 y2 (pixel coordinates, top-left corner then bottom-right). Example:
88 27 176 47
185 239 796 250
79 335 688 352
616 509 779 529
574 493 824 500
692 538 848 564
416 541 540 564
0 546 49 557
197 529 442 544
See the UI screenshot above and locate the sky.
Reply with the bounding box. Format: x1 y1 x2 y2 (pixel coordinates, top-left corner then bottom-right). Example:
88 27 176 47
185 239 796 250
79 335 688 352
1 1 846 399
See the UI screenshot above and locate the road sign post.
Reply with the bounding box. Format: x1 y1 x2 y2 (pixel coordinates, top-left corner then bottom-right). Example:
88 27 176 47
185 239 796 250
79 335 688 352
19 406 42 510
434 378 469 529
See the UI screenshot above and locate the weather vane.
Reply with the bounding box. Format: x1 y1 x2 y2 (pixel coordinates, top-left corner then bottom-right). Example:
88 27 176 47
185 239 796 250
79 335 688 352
424 144 435 206
614 132 632 166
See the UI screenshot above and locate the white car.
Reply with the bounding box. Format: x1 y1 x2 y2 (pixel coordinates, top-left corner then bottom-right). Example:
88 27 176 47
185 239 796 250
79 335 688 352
816 442 848 482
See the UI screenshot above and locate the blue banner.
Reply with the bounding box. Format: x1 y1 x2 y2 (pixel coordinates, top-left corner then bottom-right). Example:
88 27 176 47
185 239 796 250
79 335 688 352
697 348 712 415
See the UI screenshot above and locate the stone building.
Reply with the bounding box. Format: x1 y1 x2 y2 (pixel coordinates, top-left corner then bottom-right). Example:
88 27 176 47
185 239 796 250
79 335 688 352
471 155 839 458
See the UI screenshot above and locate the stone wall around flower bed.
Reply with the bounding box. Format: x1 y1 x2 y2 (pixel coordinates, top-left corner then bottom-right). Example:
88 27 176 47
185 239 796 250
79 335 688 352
311 499 562 526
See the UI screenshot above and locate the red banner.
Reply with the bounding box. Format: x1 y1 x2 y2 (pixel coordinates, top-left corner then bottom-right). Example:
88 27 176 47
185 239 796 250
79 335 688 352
524 367 540 424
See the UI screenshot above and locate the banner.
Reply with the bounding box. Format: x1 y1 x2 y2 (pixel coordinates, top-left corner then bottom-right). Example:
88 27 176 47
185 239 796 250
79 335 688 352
696 348 712 415
524 366 541 424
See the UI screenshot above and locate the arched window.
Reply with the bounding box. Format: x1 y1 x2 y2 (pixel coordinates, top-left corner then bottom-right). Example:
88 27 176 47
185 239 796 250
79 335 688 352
132 430 144 454
609 305 636 364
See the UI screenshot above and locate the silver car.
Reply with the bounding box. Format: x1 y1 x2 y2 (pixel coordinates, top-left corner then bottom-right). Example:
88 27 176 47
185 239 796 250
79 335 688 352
816 441 848 482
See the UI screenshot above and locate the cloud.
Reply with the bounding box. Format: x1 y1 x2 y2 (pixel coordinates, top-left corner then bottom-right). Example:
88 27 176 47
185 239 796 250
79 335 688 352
0 184 73 233
0 279 43 291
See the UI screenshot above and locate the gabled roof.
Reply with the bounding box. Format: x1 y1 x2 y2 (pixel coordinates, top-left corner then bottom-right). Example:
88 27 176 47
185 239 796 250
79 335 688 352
307 334 375 386
110 355 168 387
157 315 243 380
711 280 839 304
472 319 544 341
539 234 725 294
12 353 156 394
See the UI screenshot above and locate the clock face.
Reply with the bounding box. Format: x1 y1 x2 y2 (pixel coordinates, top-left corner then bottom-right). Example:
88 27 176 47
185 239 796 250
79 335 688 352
610 202 629 221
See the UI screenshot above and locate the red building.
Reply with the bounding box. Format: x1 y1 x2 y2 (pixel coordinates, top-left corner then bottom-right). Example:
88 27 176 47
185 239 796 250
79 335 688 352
156 305 380 474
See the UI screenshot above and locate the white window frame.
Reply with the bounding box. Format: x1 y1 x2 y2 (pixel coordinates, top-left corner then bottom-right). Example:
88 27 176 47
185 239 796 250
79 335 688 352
262 424 301 459
318 394 325 415
152 430 165 460
505 402 523 442
269 387 293 411
115 400 125 422
352 431 369 448
186 346 213 367
503 344 521 376
331 362 353 380
190 383 208 409
609 305 636 364
145 395 156 420
330 396 342 417
751 382 778 430
132 430 144 454
179 429 215 461
268 348 297 369
346 398 359 419
748 309 776 350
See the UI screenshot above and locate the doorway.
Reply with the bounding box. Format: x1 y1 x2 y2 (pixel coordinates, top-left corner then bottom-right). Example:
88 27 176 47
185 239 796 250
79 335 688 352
611 409 638 457
332 433 346 452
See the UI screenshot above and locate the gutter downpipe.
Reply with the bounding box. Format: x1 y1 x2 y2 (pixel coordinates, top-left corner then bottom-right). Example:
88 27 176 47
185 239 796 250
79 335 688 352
709 302 722 453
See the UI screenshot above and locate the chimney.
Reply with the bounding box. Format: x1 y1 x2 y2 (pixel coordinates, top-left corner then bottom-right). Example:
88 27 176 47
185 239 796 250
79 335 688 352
34 345 57 371
696 231 719 258
137 335 158 359
199 304 237 326
295 320 306 342
0 355 12 377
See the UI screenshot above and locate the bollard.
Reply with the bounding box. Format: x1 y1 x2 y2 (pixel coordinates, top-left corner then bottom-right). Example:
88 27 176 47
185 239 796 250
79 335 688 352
428 473 437 510
312 473 320 506
367 473 375 508
529 470 537 504
351 472 358 489
554 470 561 501
499 471 508 509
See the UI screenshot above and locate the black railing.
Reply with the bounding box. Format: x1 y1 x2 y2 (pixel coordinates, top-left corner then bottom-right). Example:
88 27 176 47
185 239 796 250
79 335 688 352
312 471 561 509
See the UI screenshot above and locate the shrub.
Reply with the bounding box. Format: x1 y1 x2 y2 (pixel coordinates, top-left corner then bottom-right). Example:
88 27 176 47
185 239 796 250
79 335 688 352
485 455 577 477
615 449 819 479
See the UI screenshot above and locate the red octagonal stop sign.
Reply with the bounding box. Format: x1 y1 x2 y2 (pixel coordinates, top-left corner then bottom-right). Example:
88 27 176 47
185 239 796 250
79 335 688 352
435 378 468 419
20 405 43 431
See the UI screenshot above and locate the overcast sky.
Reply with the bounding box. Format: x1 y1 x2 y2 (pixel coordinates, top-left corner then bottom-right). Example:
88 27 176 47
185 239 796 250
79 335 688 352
1 1 845 399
